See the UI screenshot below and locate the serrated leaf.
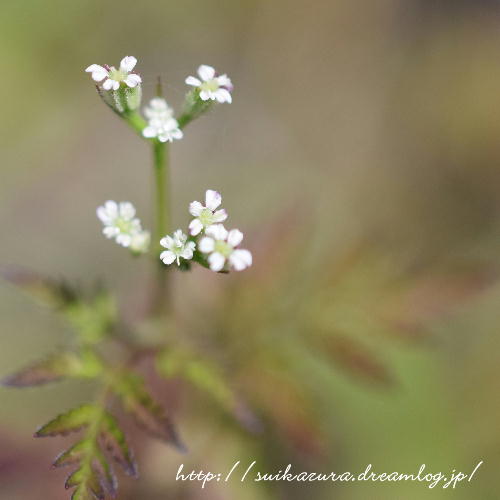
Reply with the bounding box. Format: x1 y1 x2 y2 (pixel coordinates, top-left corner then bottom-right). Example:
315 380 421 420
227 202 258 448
53 440 89 468
99 413 138 478
92 450 118 497
115 374 185 451
2 349 103 387
35 404 98 437
66 465 104 500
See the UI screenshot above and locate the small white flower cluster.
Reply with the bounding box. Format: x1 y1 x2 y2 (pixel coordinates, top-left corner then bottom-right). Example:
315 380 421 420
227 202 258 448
85 57 233 143
160 189 252 272
142 98 183 143
97 201 150 254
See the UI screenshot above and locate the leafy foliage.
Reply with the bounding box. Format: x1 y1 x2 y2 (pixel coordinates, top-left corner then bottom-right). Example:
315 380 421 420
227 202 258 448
36 404 137 500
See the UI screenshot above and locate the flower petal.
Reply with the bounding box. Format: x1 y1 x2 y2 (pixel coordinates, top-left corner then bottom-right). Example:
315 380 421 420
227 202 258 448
198 65 215 81
227 229 243 247
185 76 201 86
160 236 173 249
142 126 157 139
116 234 132 247
124 73 141 87
189 219 204 236
199 90 211 101
229 249 252 271
217 74 233 90
120 56 137 73
181 246 194 260
215 89 232 103
205 190 222 211
213 209 227 223
208 252 225 272
198 237 215 253
102 79 114 90
160 250 176 265
189 201 204 216
119 202 136 220
206 224 228 241
112 80 120 90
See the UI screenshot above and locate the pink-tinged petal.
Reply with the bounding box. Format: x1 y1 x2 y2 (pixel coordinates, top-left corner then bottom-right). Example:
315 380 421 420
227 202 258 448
217 74 233 90
160 250 176 265
124 74 141 87
189 201 204 217
208 252 225 272
229 249 252 271
205 189 222 211
227 229 243 247
215 88 232 103
206 224 228 241
198 237 215 253
189 219 203 236
120 56 137 72
85 64 102 73
213 209 227 223
198 65 215 81
142 126 157 139
102 78 114 90
112 80 120 90
199 90 211 101
185 76 201 86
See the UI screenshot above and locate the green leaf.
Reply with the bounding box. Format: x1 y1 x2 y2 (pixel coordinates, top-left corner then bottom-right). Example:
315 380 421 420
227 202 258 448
2 349 103 387
114 374 185 451
35 404 98 437
53 440 89 468
100 413 138 477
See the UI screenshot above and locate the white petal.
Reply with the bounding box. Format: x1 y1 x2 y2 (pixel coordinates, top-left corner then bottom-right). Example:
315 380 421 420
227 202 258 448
116 234 132 247
112 80 120 90
160 236 173 249
227 229 243 247
86 65 108 82
142 126 157 139
213 209 227 223
185 76 201 86
124 74 141 87
119 202 136 219
229 249 252 270
198 65 215 81
85 64 103 73
198 237 215 253
189 219 203 236
120 56 137 72
181 247 194 260
205 190 222 211
217 74 232 89
160 250 176 265
215 88 232 103
102 79 114 90
208 252 225 272
103 226 118 238
206 224 228 241
189 201 204 216
199 90 211 101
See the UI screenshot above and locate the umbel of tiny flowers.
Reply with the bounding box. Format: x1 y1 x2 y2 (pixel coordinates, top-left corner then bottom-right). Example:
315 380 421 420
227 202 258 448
199 224 252 272
189 189 227 236
86 56 142 90
143 98 183 143
160 230 195 266
186 65 233 103
97 201 149 251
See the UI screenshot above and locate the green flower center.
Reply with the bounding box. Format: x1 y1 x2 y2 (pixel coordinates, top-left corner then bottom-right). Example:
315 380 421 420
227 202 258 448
214 240 233 257
108 68 127 82
116 218 134 233
199 208 215 226
200 79 220 92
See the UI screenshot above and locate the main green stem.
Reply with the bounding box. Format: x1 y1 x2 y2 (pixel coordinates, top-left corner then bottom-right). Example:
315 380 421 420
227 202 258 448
152 140 170 314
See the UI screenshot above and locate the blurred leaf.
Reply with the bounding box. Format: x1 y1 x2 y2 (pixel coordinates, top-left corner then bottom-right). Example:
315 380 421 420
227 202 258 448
321 336 394 387
157 348 259 431
99 413 138 478
114 373 185 451
2 349 103 387
53 441 88 468
35 404 98 437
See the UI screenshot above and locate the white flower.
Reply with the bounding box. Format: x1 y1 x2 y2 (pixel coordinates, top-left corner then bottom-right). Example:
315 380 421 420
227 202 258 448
129 230 151 254
142 98 183 143
160 230 196 266
96 200 142 248
188 189 228 236
199 224 252 272
85 56 142 90
185 65 233 103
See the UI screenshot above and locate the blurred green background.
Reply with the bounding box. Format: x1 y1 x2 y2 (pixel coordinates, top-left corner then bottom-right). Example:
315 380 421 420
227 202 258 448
1 0 500 499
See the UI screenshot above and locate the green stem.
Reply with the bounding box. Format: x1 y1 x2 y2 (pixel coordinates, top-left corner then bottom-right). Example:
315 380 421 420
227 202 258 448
124 111 148 137
152 140 170 314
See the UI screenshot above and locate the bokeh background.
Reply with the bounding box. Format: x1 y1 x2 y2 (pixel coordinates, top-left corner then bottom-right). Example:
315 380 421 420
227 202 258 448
1 0 500 498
